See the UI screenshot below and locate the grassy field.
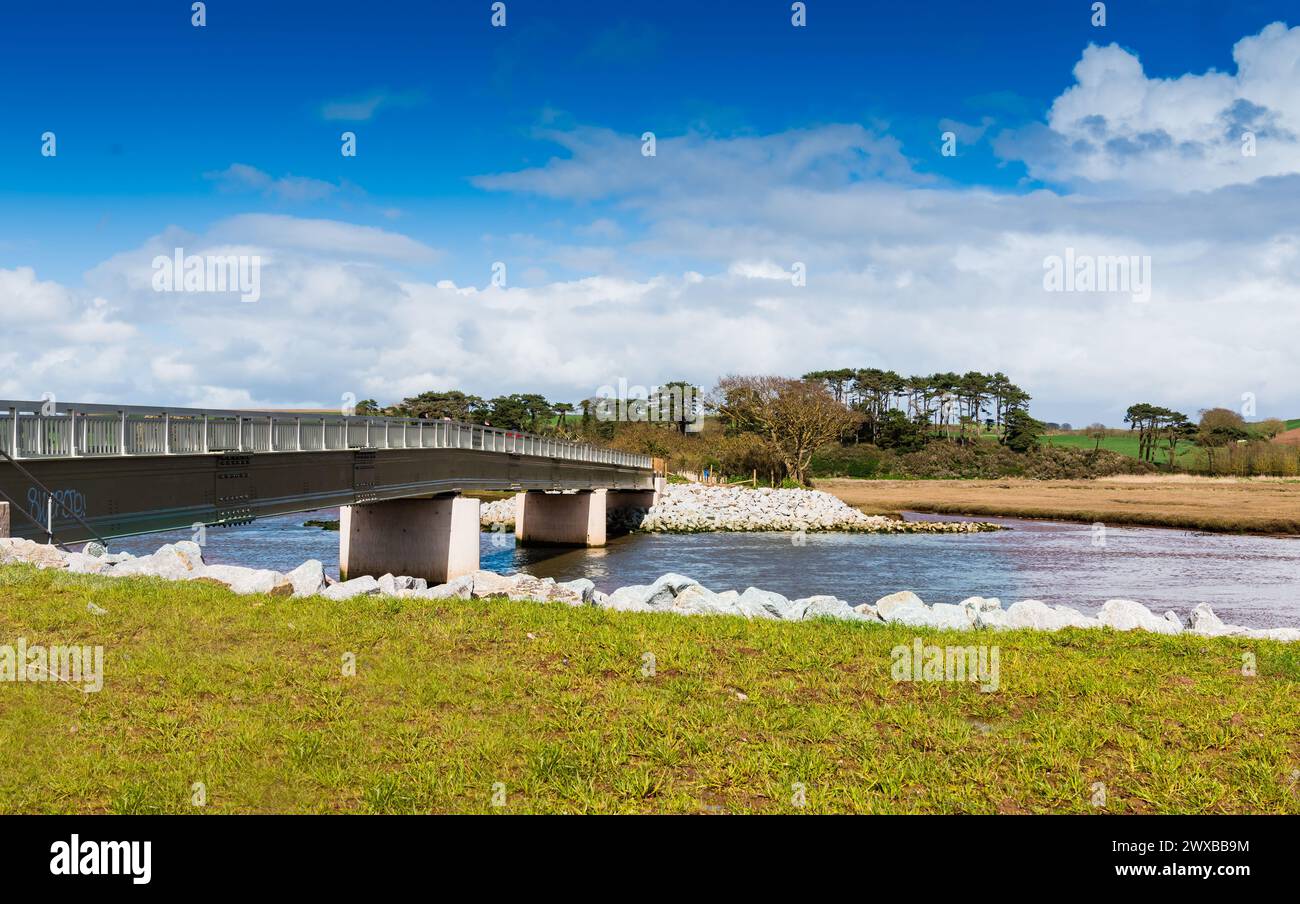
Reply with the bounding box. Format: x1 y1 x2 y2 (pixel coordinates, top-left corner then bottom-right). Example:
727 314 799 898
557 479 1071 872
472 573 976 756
1040 432 1198 464
1041 420 1300 463
1 565 1298 814
821 475 1300 534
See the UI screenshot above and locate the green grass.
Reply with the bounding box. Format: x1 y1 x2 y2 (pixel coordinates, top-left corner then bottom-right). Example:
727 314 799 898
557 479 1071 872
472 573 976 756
1040 432 1199 463
1 565 1298 814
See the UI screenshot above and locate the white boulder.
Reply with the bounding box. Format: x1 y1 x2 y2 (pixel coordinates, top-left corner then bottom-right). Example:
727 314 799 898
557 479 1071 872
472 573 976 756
286 560 328 597
875 591 926 619
1098 599 1182 635
199 564 293 596
322 575 381 600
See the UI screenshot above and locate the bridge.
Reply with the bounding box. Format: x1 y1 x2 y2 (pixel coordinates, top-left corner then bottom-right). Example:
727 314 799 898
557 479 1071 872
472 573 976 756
0 400 662 583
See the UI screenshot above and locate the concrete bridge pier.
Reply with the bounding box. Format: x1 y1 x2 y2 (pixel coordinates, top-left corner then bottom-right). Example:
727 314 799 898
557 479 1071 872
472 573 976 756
514 489 606 547
605 488 658 532
339 495 480 583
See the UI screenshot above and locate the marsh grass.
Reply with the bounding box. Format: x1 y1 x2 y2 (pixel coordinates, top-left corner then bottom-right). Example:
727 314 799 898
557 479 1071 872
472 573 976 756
0 565 1297 814
821 476 1300 534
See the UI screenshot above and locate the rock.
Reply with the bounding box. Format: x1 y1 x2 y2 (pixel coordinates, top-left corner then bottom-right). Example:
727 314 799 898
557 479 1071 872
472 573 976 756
109 543 205 580
86 602 108 616
602 584 652 610
875 591 925 618
1246 627 1300 642
929 603 976 630
670 586 735 616
1098 599 1181 635
973 607 1010 629
503 575 562 603
879 601 973 630
798 596 864 621
82 541 107 558
735 587 792 620
286 560 328 597
960 596 1001 612
377 573 399 596
469 571 518 598
1187 603 1246 637
630 484 998 535
64 552 110 574
1002 600 1098 631
200 564 294 596
0 538 70 569
322 575 381 600
558 578 595 605
414 574 474 600
852 603 883 626
643 573 703 609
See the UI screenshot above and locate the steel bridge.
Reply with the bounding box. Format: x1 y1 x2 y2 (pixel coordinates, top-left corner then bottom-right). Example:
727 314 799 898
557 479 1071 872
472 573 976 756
0 400 655 549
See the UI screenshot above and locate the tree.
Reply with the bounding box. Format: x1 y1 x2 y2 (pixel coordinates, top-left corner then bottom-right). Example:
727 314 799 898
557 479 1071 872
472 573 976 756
713 376 862 485
1001 407 1045 453
1160 412 1196 467
802 368 856 405
1195 408 1249 471
553 402 575 431
486 395 529 429
651 381 702 434
874 408 928 452
1086 422 1108 452
1254 418 1288 439
516 394 552 432
394 390 485 421
1124 403 1162 462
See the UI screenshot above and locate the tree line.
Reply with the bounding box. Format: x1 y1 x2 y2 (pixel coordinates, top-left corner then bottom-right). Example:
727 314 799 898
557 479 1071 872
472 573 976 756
802 368 1037 448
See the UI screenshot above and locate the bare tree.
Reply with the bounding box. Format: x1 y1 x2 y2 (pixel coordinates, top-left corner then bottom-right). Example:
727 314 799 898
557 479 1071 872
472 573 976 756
712 376 861 485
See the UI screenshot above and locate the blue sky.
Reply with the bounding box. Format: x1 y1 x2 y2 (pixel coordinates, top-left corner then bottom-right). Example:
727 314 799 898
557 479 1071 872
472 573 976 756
2 1 1299 423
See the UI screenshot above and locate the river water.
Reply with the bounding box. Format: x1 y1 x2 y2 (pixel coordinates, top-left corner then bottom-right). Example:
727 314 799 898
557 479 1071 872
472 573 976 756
105 508 1300 629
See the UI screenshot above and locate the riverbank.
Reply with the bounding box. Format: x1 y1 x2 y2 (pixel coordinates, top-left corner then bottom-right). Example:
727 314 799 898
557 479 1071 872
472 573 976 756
6 534 1297 639
819 475 1300 535
2 565 1297 814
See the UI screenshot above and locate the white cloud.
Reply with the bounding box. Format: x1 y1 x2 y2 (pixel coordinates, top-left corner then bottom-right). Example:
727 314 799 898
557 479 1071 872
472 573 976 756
998 22 1300 192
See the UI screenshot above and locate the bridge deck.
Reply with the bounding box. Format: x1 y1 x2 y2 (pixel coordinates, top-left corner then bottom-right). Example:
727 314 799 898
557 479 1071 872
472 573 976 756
0 401 653 544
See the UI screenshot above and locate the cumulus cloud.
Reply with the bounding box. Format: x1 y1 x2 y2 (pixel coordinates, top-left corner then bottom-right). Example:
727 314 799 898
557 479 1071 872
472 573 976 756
998 21 1300 192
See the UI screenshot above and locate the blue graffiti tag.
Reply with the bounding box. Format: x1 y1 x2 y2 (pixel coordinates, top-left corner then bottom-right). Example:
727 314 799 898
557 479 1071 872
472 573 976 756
27 486 87 524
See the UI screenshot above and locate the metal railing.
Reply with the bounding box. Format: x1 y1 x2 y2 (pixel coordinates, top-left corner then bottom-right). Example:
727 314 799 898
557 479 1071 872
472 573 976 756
0 400 653 469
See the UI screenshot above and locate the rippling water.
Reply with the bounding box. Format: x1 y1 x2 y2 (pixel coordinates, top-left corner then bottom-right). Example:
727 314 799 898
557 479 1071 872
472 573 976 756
106 509 1300 629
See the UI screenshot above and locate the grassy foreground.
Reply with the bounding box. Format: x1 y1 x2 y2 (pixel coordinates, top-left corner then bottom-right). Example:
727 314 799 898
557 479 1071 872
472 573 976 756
1 565 1298 814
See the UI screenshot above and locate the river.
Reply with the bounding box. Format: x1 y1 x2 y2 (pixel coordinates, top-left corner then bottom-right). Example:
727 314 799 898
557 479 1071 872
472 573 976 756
103 508 1300 629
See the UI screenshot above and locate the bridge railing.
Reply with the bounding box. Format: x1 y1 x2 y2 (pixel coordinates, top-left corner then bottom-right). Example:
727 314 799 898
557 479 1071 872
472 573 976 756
0 401 653 469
